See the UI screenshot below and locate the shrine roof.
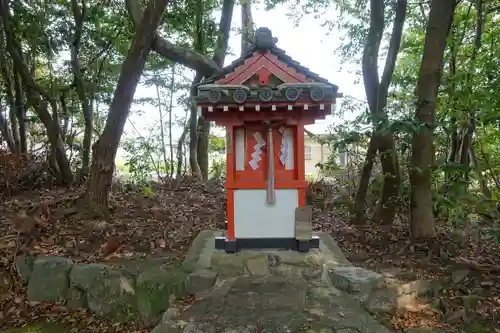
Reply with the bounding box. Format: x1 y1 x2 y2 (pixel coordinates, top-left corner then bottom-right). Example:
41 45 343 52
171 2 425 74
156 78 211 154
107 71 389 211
198 27 338 88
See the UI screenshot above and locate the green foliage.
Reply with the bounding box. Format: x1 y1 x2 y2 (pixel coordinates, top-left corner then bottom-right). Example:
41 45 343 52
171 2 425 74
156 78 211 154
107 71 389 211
140 186 154 197
121 138 154 188
209 134 225 153
209 157 226 180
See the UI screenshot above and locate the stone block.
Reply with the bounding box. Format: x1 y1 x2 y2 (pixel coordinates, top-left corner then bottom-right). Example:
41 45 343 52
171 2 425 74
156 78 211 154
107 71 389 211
295 206 312 241
211 251 266 277
27 256 74 302
186 269 218 294
70 263 108 291
328 266 385 301
14 254 36 284
136 266 187 327
66 287 87 309
86 268 139 322
244 255 269 276
183 230 220 272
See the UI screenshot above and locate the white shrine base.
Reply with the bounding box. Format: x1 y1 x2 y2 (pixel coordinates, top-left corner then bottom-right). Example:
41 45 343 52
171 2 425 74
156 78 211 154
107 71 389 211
234 189 297 239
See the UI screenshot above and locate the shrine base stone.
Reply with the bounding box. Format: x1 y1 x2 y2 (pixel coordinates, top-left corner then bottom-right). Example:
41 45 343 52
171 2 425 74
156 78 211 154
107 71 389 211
183 230 352 280
151 231 395 333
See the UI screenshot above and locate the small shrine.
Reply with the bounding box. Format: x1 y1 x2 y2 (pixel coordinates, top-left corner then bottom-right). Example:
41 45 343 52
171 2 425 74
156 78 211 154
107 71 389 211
194 27 339 253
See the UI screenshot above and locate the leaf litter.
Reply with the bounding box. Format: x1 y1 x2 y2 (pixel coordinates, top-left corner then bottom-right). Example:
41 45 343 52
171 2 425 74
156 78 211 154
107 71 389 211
0 178 499 332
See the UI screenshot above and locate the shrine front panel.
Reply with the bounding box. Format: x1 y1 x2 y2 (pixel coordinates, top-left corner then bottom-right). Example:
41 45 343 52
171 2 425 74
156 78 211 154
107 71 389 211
233 125 297 182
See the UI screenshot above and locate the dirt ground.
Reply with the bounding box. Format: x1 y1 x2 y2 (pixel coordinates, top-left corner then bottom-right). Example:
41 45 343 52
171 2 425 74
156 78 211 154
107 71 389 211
0 180 499 333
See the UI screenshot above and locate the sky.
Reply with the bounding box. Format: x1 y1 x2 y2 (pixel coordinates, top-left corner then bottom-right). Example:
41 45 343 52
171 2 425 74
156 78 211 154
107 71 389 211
122 1 366 153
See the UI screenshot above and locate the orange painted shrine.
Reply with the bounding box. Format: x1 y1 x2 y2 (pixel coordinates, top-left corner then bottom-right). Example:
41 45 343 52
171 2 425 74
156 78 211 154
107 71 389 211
194 27 339 252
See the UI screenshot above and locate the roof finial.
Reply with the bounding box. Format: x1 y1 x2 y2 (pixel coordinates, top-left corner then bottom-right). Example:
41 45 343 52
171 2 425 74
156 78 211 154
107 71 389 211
254 27 278 51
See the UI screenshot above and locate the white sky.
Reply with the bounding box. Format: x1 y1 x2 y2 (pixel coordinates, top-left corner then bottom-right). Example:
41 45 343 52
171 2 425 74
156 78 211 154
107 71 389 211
124 2 365 148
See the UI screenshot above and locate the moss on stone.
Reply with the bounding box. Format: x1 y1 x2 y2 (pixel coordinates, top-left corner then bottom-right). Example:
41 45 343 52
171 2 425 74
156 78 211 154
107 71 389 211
136 266 187 327
86 268 139 322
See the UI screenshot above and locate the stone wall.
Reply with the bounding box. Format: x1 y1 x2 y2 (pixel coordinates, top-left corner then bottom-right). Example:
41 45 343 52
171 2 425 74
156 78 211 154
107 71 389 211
14 255 217 328
13 232 444 332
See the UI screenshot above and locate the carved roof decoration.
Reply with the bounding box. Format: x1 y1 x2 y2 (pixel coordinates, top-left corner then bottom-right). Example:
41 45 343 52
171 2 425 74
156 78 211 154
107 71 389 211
197 27 339 89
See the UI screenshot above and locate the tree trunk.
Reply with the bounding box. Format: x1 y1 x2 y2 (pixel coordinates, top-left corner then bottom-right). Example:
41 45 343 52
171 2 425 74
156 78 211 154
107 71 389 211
241 0 255 54
469 144 491 199
70 0 93 179
13 73 27 153
189 0 206 180
0 97 16 152
353 136 378 222
126 0 234 180
0 26 20 152
373 134 400 223
174 123 188 187
194 0 234 180
168 65 175 178
445 41 458 180
1 0 71 181
411 0 456 239
353 0 407 224
156 78 168 176
196 117 210 180
83 0 169 216
189 74 203 179
193 0 251 181
456 0 484 193
37 100 73 183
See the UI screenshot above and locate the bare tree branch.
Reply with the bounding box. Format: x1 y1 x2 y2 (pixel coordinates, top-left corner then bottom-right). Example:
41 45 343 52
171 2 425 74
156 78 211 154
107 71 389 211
125 0 221 76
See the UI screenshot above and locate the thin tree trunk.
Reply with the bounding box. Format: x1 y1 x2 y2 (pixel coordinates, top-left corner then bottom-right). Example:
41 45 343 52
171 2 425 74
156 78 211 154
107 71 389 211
71 0 93 179
373 134 400 223
446 37 458 179
189 0 205 179
469 144 491 199
60 93 70 142
189 74 203 178
195 0 235 180
0 26 20 152
174 123 188 188
10 0 27 157
196 117 210 180
1 0 72 182
168 65 175 178
241 0 255 54
0 97 16 152
156 77 168 177
353 0 407 225
353 136 377 222
411 0 457 239
83 0 169 216
13 73 27 153
457 0 484 193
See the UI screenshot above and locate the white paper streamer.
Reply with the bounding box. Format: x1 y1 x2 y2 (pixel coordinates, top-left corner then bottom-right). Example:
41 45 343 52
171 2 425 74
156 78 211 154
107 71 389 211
249 132 265 170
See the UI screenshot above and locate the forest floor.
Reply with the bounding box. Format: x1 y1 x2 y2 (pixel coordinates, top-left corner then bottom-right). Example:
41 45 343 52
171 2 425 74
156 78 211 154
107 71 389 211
0 179 499 333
